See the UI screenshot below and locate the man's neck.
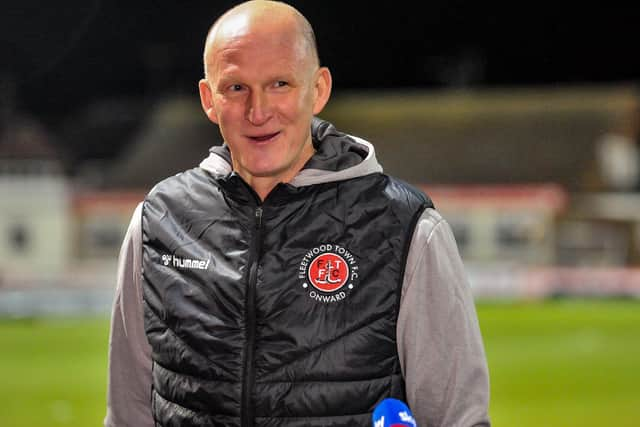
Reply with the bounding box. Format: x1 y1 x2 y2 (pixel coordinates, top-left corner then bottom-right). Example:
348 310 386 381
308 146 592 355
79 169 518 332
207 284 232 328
240 143 316 201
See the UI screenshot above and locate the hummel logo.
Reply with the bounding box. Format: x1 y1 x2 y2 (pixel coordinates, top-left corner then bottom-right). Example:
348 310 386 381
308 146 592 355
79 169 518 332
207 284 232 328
161 254 210 270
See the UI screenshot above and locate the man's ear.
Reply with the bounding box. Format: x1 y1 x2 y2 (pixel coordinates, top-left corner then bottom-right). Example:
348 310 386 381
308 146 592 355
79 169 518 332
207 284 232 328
198 79 219 124
312 67 332 115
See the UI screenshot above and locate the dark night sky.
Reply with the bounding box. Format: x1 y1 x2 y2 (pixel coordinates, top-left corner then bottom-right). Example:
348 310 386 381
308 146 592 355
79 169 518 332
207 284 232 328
2 1 640 127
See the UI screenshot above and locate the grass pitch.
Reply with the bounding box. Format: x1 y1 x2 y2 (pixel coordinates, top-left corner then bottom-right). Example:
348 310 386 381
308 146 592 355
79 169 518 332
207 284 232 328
480 299 640 426
0 318 109 427
0 300 639 426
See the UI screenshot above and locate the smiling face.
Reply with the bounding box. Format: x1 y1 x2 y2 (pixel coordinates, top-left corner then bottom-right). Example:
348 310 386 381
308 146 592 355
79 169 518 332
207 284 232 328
199 6 331 198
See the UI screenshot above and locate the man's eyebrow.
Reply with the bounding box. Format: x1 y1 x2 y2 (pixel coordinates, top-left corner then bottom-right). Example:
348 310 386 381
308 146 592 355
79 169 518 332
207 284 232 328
213 68 242 84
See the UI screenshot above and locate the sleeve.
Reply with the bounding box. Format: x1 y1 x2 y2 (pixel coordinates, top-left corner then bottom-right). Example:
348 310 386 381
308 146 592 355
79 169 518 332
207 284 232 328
397 208 491 427
104 202 155 427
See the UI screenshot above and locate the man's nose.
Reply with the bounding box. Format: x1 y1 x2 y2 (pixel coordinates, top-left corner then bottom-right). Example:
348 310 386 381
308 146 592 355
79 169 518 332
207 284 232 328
246 91 272 125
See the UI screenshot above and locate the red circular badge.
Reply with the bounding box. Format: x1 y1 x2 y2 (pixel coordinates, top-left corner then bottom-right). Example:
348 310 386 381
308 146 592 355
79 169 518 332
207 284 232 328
308 253 350 292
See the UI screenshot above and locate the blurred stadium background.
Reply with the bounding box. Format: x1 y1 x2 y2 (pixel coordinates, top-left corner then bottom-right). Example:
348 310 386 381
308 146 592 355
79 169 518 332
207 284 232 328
1 1 640 426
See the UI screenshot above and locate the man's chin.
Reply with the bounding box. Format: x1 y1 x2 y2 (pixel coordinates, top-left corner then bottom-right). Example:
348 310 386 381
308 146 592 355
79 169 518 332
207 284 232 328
246 167 287 179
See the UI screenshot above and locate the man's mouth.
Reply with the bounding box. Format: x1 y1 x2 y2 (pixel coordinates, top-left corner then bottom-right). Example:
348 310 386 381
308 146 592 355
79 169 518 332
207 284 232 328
248 131 280 142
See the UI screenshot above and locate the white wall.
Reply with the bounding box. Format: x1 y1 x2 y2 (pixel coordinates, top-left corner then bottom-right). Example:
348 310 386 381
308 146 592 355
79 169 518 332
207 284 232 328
0 175 71 278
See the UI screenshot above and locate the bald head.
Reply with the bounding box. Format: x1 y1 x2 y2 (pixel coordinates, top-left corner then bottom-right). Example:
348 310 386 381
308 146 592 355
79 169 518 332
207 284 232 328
203 1 319 79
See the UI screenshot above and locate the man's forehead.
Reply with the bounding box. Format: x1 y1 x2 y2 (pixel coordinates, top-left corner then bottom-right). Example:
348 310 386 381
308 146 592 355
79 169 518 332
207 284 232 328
210 40 303 83
215 35 297 62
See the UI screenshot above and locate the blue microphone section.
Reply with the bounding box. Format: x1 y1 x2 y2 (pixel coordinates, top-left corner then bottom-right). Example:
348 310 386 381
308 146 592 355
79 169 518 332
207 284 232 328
372 398 417 427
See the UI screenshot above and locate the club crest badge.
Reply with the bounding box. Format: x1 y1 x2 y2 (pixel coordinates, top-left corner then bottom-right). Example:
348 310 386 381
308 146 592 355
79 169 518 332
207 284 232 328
298 244 359 303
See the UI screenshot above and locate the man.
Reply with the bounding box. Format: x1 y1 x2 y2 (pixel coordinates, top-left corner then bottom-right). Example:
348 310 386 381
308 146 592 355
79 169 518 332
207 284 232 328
105 1 490 426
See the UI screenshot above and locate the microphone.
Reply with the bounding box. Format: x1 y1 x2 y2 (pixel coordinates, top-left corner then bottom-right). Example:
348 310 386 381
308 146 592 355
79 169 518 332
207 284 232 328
372 398 417 427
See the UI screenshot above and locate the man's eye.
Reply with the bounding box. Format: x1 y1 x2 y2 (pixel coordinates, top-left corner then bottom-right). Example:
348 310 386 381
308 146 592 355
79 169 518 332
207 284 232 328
274 81 288 88
229 84 243 92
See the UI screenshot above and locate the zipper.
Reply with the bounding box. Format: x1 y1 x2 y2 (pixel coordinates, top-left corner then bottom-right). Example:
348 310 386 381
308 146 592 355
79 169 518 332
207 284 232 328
241 206 263 427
